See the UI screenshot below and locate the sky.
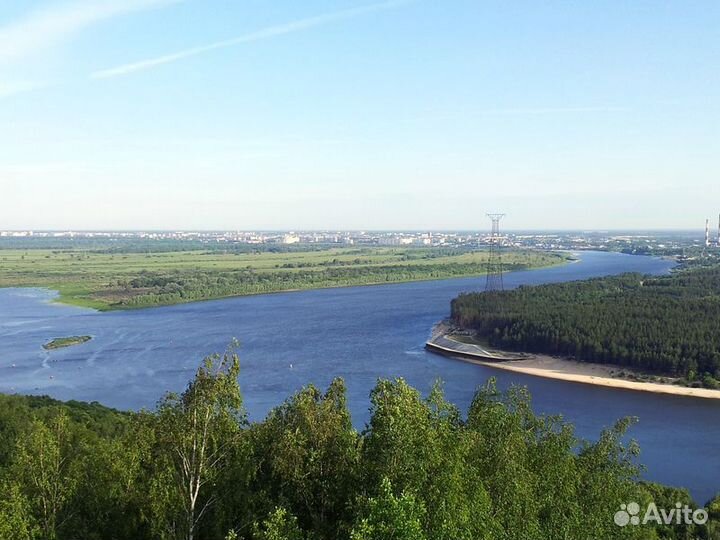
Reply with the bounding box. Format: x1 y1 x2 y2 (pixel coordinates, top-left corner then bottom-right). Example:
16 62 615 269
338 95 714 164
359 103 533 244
1 0 719 231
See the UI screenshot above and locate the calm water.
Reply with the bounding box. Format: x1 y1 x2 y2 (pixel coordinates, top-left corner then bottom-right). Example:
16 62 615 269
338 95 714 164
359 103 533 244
1 251 719 502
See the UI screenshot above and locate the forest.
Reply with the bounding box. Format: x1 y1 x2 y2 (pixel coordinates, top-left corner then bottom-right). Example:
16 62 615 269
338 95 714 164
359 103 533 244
111 260 545 308
0 348 718 540
451 266 720 387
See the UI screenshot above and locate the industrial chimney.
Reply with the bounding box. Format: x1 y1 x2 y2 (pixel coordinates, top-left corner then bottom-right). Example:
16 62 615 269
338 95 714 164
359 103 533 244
706 219 710 248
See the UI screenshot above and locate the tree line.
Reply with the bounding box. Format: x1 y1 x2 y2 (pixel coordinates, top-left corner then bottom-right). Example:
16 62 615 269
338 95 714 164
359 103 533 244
451 267 720 387
112 261 545 308
1 347 718 539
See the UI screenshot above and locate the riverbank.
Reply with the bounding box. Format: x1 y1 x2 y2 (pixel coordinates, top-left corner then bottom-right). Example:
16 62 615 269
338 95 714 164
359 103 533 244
63 256 571 311
0 247 571 311
427 324 720 400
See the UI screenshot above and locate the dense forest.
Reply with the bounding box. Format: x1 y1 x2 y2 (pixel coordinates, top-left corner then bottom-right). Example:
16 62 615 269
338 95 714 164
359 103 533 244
1 348 718 539
451 266 720 387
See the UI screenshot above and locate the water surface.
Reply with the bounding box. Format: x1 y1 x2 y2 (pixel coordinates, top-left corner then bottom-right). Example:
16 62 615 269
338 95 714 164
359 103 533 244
1 251 718 502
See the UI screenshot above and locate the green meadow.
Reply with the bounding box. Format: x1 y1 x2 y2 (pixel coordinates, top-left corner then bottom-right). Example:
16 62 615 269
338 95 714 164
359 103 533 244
0 246 568 310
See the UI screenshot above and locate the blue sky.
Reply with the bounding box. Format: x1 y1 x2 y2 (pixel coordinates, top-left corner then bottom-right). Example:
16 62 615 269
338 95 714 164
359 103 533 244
1 0 718 230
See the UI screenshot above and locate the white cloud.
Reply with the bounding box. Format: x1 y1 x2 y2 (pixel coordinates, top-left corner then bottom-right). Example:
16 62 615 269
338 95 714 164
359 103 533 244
91 0 415 79
0 0 182 63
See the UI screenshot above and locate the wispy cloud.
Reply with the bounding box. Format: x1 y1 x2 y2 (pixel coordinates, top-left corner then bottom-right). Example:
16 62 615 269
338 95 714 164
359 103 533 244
91 0 415 79
0 0 182 63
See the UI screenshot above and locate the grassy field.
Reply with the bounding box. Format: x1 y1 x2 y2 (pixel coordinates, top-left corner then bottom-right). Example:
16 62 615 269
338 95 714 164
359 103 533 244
0 246 569 310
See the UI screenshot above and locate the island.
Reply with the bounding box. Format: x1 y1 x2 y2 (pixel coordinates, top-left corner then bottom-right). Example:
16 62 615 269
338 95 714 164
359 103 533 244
429 265 720 399
43 335 92 350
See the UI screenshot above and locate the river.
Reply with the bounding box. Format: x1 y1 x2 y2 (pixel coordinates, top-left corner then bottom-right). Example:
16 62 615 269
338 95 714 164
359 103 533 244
1 251 718 502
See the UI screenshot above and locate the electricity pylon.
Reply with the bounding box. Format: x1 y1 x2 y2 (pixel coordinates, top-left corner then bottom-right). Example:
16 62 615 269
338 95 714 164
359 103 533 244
485 213 505 292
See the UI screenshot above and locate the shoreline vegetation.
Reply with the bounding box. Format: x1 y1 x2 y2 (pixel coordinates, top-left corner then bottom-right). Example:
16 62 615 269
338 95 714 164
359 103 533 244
0 246 570 311
427 323 720 400
42 335 92 350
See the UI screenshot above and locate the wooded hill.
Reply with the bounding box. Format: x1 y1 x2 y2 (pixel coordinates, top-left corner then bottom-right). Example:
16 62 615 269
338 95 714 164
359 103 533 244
2 348 717 539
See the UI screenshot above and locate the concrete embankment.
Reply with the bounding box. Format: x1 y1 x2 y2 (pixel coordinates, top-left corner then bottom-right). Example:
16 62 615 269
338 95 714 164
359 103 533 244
426 332 531 362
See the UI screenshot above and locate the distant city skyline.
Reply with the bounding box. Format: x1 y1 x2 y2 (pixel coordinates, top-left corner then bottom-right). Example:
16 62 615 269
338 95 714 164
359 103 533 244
1 1 718 230
0 227 714 235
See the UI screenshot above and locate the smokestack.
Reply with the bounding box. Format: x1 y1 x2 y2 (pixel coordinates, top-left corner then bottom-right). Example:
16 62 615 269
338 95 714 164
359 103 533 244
706 219 710 247
717 214 720 247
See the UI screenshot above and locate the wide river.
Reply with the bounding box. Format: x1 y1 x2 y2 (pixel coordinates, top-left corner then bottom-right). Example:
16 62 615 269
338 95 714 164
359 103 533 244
1 251 719 502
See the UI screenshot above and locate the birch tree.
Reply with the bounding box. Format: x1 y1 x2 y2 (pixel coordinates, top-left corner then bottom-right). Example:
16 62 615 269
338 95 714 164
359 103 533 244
153 344 245 540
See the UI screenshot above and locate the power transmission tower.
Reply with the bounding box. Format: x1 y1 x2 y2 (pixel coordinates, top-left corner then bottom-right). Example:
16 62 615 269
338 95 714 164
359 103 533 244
485 213 505 292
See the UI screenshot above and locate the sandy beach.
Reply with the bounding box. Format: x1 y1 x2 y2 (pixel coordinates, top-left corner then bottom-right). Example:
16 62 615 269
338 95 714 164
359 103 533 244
426 324 720 400
445 352 720 400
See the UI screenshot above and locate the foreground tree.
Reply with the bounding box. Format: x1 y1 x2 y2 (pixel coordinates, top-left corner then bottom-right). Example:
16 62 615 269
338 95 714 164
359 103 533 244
253 507 304 540
10 411 80 540
350 477 426 540
706 494 720 539
250 378 360 539
149 344 246 540
362 379 498 540
0 357 716 539
69 422 155 540
0 482 39 540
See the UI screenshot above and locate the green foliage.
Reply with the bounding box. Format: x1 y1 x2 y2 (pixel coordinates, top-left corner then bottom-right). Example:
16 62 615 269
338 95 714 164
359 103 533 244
361 379 496 540
0 352 715 540
707 493 720 540
451 267 720 382
147 344 246 540
638 482 706 540
10 411 81 540
70 430 152 540
350 478 426 540
253 507 304 540
0 394 127 468
106 258 556 309
0 482 39 540
250 379 359 539
42 336 92 350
